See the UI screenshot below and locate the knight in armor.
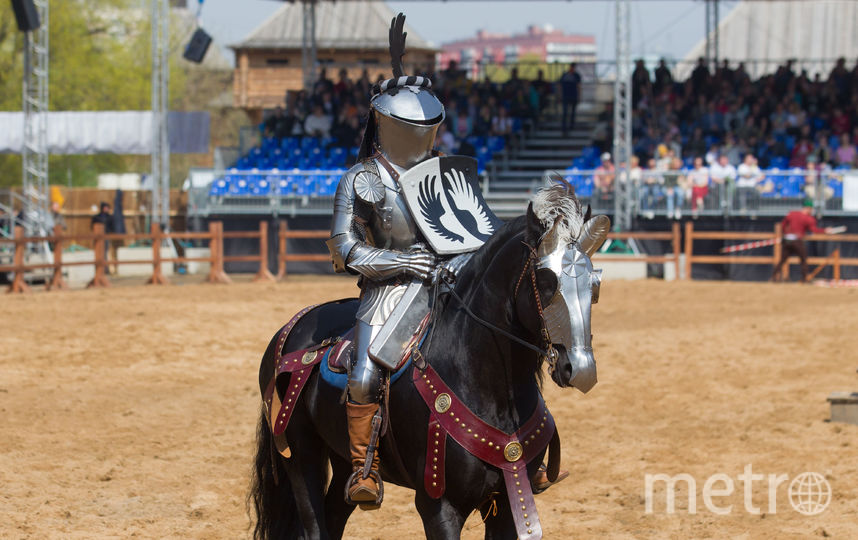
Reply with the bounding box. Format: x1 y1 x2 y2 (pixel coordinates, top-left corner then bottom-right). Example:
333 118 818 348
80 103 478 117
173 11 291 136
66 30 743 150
326 14 472 509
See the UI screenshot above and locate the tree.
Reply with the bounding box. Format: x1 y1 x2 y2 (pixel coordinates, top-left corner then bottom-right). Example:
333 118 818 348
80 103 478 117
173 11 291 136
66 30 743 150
0 0 190 187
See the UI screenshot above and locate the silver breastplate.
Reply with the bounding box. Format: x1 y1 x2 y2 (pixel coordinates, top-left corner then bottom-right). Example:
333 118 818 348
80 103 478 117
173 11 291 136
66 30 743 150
362 159 421 251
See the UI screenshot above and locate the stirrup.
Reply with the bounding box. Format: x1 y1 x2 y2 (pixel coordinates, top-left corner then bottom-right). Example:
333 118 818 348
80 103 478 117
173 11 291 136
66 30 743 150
344 469 384 509
532 464 569 494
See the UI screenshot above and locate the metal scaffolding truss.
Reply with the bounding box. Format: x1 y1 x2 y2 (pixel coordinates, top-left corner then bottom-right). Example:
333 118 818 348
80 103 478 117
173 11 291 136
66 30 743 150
301 0 318 91
704 0 720 71
21 0 50 236
612 0 633 232
151 0 170 228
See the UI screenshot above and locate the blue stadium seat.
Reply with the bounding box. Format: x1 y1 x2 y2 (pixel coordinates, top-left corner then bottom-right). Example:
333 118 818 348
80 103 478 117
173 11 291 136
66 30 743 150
328 147 347 167
301 137 319 151
209 177 228 196
829 135 840 150
262 137 278 152
229 177 250 195
281 137 299 151
487 136 506 153
770 157 788 169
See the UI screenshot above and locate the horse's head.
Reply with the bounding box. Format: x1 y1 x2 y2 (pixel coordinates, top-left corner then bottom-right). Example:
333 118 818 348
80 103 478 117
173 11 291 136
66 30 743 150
520 183 609 393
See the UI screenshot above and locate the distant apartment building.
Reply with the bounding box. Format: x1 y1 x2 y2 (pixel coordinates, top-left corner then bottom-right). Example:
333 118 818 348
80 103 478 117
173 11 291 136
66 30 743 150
440 25 596 77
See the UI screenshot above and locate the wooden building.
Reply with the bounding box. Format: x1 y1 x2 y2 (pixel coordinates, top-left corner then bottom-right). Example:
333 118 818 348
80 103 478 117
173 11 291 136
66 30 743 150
231 0 437 114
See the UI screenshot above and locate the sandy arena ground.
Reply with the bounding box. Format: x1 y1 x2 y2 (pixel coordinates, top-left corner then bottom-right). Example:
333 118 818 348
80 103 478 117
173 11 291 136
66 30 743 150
1 276 857 539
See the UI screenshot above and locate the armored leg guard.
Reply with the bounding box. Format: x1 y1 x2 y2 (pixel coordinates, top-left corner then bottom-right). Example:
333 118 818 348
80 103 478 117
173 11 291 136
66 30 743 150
345 402 384 510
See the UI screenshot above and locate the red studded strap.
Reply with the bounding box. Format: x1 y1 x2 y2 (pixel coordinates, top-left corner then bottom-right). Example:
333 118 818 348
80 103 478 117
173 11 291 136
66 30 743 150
413 364 556 540
424 419 447 499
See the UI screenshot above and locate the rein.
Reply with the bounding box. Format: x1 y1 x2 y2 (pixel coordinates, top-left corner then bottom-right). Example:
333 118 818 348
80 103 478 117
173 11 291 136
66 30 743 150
444 242 558 366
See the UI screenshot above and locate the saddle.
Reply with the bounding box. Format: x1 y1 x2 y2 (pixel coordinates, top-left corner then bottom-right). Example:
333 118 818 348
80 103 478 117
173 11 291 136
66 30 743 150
262 301 430 458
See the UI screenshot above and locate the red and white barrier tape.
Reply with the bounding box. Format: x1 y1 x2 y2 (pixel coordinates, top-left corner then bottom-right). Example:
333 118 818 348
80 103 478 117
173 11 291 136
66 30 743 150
719 238 779 254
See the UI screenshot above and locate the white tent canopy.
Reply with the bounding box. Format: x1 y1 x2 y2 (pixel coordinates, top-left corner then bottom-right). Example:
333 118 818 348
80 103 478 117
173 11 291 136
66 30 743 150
682 0 858 78
0 111 209 154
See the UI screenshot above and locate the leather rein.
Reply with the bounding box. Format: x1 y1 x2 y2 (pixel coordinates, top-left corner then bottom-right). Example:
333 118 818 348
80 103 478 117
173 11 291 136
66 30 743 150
444 242 559 371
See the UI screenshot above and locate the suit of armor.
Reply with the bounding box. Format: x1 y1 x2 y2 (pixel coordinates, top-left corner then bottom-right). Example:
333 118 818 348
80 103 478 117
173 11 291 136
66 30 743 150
327 149 436 404
324 36 454 506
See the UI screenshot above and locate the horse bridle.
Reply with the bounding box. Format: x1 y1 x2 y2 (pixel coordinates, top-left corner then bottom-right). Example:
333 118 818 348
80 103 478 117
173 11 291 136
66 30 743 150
444 242 559 373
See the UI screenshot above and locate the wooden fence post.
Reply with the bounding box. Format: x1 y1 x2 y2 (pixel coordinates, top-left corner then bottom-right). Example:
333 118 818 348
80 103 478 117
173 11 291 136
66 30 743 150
683 221 694 280
206 222 231 284
254 221 275 282
276 221 287 280
87 223 110 288
671 221 681 280
7 226 31 293
47 224 67 291
147 223 170 285
772 223 786 281
834 248 841 281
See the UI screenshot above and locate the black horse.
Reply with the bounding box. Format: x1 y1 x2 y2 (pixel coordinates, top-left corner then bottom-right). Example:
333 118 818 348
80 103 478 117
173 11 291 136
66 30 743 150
250 189 604 539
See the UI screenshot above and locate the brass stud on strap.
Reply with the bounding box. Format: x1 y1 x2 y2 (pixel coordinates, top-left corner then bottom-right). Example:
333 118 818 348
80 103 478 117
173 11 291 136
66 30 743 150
434 393 451 413
504 442 523 462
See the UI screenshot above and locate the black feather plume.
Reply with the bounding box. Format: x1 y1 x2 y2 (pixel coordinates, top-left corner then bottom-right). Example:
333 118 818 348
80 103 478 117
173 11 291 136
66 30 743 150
388 13 407 79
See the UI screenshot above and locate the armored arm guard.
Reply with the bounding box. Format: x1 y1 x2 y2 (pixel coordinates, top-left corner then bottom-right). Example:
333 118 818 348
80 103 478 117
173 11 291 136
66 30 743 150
327 166 434 280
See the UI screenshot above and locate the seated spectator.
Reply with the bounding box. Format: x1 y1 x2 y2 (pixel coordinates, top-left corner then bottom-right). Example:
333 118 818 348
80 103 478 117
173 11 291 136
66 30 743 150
594 153 615 200
835 133 856 166
803 161 834 201
331 114 361 149
790 135 814 168
831 107 851 135
736 154 764 211
473 104 493 137
686 128 707 158
710 154 737 202
688 157 710 214
491 106 513 137
304 104 332 138
263 106 286 139
435 123 457 155
640 158 663 215
662 157 688 219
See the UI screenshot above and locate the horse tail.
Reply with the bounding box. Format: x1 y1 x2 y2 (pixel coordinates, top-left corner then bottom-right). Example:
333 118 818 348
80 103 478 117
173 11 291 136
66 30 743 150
248 406 302 540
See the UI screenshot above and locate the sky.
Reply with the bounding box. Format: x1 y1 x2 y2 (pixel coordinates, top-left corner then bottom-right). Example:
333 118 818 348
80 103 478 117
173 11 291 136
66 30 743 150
191 0 739 64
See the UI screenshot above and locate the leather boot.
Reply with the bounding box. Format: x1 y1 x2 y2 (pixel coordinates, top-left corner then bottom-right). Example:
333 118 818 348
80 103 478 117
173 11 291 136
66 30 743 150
346 402 382 510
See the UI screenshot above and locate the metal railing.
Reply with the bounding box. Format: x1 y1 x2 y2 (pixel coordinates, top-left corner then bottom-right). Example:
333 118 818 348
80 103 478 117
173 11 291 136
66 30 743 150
186 166 857 221
545 167 854 219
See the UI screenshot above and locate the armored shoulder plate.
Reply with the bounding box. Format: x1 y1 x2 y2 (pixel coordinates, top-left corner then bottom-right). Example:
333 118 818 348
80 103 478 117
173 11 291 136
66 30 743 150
354 160 386 204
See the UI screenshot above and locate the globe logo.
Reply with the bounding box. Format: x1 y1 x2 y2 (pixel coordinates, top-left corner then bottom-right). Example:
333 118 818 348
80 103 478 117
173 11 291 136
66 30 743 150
788 472 831 516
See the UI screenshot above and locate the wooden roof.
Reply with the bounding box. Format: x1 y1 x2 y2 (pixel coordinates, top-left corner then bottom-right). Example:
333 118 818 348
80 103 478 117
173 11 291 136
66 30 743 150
232 0 436 52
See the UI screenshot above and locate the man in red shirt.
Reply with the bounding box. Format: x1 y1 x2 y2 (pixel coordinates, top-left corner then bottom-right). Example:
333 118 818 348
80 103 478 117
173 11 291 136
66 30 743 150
771 200 835 282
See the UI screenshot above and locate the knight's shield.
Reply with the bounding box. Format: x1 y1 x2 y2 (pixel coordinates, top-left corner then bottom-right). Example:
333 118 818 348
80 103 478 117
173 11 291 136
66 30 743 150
398 156 503 254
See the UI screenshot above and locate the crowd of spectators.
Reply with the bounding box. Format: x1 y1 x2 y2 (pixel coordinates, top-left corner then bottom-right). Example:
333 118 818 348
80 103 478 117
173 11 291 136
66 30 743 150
249 62 553 171
627 56 858 171
574 57 858 215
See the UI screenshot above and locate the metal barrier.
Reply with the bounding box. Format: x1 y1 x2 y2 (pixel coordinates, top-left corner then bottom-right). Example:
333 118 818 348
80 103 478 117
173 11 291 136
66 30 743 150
551 167 853 219
0 221 275 293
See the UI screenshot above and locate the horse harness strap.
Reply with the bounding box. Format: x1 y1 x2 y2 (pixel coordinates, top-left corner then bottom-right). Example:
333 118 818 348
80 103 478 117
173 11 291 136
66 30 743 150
413 364 559 540
262 304 431 459
263 304 343 457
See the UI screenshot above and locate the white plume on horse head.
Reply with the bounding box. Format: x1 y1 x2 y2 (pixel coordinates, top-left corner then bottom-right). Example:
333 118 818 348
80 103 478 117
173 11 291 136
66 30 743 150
532 180 585 247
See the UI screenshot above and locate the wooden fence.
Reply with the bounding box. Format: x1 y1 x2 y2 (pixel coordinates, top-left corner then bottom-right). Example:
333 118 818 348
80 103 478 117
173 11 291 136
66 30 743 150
0 221 273 293
684 222 858 280
4 220 856 293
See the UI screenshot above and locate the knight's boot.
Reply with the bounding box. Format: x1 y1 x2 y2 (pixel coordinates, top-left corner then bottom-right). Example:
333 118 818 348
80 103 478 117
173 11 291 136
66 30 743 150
346 402 383 510
532 463 570 493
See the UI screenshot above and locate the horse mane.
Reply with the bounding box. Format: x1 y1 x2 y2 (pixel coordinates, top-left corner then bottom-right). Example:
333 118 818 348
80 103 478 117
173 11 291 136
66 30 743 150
531 182 585 245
